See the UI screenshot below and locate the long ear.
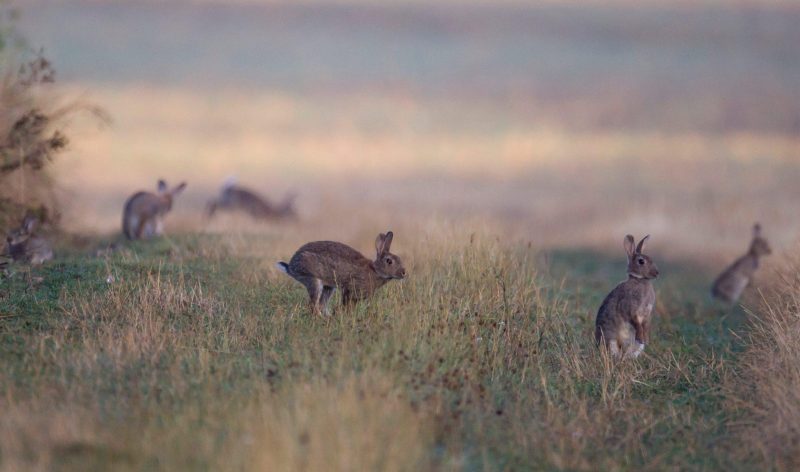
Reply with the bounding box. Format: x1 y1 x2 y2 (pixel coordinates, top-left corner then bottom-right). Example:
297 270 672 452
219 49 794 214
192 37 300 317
382 231 393 252
157 180 168 193
624 234 636 259
172 182 187 195
375 231 394 255
23 215 37 233
375 233 386 256
753 223 762 238
636 235 650 254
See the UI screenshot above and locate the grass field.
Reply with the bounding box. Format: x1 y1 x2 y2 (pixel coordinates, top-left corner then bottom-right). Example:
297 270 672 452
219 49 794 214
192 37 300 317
3 1 800 470
1 207 797 470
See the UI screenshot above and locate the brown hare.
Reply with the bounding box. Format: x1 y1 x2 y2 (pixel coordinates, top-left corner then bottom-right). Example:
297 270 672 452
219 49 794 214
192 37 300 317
711 223 771 304
206 179 296 220
277 231 406 316
5 215 53 265
122 180 186 240
595 234 659 359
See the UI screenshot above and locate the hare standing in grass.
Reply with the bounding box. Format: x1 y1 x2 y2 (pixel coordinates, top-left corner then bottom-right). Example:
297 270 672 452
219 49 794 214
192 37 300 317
206 178 296 220
4 215 53 265
122 179 186 240
711 223 771 304
277 231 406 316
595 234 660 359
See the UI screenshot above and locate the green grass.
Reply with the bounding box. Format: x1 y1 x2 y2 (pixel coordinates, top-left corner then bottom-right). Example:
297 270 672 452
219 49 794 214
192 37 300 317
0 234 764 471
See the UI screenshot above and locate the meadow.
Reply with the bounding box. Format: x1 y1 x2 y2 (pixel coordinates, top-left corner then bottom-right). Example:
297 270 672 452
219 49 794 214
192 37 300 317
3 1 800 470
4 142 800 470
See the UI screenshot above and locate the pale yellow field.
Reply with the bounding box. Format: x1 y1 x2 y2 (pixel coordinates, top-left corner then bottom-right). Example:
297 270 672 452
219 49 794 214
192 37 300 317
46 84 800 265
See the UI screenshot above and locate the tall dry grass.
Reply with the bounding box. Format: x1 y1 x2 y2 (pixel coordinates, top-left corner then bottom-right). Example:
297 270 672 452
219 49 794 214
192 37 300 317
0 220 746 470
730 249 800 470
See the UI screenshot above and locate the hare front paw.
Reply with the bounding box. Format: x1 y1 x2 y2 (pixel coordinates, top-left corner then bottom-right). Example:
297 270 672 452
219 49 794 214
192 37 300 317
626 342 645 359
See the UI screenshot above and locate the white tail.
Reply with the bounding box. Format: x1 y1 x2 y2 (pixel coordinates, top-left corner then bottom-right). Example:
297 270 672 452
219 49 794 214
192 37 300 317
276 262 289 274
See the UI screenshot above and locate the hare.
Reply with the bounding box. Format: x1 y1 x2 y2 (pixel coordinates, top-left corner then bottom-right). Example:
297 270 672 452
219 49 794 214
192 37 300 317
711 223 771 304
206 179 296 220
595 234 660 359
5 215 53 265
277 231 406 316
122 180 186 240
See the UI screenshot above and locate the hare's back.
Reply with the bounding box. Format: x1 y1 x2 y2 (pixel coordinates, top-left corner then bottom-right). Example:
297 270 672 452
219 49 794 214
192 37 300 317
225 187 269 208
288 241 368 278
28 237 53 264
295 241 364 259
712 268 749 302
596 281 652 328
595 286 624 344
125 192 158 213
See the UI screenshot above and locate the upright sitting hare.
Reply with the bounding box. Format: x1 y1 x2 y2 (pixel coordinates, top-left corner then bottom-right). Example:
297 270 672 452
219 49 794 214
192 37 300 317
206 179 296 220
122 180 186 240
5 215 53 265
711 223 771 303
277 231 406 315
595 234 660 359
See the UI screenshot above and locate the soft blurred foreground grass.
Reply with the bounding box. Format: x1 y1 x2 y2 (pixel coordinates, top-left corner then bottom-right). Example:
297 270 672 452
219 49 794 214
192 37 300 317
727 250 800 470
0 224 774 471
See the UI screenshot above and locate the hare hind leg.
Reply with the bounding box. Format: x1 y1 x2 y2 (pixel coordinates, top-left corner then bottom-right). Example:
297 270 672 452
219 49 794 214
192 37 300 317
297 276 324 316
608 339 621 358
319 286 335 316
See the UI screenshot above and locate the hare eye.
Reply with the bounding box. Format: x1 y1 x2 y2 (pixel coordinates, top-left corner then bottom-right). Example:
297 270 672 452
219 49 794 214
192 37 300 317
386 258 393 265
637 258 645 265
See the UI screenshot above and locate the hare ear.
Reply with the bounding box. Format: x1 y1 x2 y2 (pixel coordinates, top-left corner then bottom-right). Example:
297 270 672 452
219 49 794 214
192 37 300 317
624 235 636 259
157 180 168 193
636 235 650 254
23 216 37 233
172 182 187 195
375 231 394 255
753 223 762 238
382 231 394 252
375 233 387 256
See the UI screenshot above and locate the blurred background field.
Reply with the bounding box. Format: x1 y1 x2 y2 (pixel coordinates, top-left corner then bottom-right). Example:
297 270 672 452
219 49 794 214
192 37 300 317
3 1 800 470
15 0 800 258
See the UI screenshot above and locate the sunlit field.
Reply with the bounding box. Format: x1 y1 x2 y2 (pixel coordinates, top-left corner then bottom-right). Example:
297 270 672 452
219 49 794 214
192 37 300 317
2 1 800 470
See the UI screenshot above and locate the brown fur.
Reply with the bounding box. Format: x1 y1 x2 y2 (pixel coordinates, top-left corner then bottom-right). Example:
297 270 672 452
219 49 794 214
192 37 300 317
712 223 771 303
4 215 53 265
206 183 296 220
595 234 659 359
122 180 186 240
278 231 406 316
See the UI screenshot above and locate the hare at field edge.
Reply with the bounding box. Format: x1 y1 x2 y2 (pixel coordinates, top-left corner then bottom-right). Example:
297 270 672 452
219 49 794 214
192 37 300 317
277 231 406 316
595 234 660 359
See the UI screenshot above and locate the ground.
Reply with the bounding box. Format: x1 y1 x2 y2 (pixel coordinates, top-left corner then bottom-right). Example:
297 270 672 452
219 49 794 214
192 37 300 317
0 228 765 471
3 1 799 469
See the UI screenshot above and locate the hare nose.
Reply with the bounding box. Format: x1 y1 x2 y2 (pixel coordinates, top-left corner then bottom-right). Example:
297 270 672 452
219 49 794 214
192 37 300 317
400 269 407 277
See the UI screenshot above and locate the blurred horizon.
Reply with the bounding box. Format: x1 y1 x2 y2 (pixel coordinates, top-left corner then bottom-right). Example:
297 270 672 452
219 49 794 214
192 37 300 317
7 0 800 253
19 0 800 134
